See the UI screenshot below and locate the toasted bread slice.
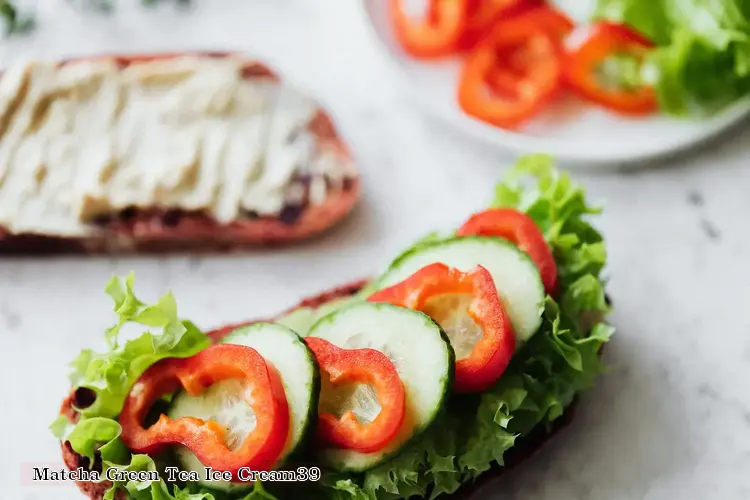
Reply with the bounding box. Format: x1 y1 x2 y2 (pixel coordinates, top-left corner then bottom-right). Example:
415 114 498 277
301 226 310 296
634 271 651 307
58 279 580 500
0 53 360 255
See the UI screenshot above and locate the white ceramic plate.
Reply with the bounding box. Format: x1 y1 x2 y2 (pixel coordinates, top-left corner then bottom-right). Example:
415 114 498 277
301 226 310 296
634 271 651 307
360 0 750 166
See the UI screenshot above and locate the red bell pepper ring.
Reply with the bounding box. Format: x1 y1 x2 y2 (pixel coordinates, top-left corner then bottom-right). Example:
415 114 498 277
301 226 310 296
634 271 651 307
390 0 470 58
564 21 657 115
119 344 290 477
305 337 406 453
481 6 575 99
457 208 558 295
369 263 515 393
457 0 542 51
458 18 563 129
512 5 576 41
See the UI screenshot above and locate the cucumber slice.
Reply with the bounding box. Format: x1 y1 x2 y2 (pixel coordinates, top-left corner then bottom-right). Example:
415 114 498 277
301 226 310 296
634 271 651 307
378 236 545 343
275 294 363 336
307 302 454 472
167 323 318 492
221 324 319 459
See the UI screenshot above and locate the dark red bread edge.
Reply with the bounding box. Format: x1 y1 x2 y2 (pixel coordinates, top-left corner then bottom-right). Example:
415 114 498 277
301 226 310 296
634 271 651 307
0 53 360 255
59 279 580 500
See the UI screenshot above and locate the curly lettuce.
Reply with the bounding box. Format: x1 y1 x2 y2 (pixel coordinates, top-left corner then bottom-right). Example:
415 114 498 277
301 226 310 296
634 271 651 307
66 273 210 419
50 274 212 500
594 0 750 115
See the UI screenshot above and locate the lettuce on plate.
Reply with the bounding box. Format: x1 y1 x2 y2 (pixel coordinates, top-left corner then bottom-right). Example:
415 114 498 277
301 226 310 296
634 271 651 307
594 0 750 114
51 155 613 500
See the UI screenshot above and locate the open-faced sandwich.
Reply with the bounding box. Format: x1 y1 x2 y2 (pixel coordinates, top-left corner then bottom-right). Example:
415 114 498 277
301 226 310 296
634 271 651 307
0 52 359 254
52 155 613 500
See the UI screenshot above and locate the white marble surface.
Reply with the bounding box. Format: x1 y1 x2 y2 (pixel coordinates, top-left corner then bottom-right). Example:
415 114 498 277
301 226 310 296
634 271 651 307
1 1 749 499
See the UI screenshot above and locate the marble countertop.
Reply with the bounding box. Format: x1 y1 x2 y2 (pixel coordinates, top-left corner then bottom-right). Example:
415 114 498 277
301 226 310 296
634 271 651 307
1 1 749 499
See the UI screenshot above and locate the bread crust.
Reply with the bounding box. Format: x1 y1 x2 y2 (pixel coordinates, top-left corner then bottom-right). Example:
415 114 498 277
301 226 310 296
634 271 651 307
0 53 360 255
58 278 580 500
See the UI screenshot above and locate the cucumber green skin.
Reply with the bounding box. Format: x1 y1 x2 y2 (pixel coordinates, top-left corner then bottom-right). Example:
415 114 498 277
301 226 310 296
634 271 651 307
377 234 536 288
376 234 545 344
306 302 456 473
221 324 321 464
383 314 456 469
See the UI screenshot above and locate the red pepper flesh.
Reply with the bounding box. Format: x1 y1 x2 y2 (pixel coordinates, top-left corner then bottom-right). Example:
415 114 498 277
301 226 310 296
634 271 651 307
369 263 515 393
390 0 470 58
481 6 575 97
458 19 562 129
305 337 406 453
119 344 290 477
510 5 575 41
564 21 657 115
458 0 542 50
457 208 558 295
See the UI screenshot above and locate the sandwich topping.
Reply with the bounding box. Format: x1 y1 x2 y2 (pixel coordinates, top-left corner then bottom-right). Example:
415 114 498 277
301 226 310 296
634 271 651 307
52 156 613 500
369 263 516 393
456 208 558 295
0 55 356 236
306 337 407 454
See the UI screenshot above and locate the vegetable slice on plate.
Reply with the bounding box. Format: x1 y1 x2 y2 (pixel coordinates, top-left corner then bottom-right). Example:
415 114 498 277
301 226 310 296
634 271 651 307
307 302 454 472
457 208 558 295
458 0 541 50
390 0 470 58
369 263 516 393
119 344 290 478
306 337 406 453
458 18 563 129
483 6 573 96
505 5 575 40
564 21 657 115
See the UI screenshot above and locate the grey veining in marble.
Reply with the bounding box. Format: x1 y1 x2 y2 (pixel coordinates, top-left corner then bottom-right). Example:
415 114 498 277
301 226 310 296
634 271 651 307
1 1 749 499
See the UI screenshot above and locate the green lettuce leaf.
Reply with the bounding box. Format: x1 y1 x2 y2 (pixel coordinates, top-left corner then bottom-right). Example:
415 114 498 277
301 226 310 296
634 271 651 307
594 0 750 114
52 274 212 499
69 273 210 419
103 440 220 500
491 154 606 290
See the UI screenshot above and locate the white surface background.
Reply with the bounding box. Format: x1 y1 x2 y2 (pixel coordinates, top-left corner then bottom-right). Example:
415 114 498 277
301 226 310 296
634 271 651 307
1 1 749 499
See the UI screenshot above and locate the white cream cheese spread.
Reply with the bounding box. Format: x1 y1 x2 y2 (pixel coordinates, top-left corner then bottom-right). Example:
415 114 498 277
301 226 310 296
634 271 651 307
0 55 356 236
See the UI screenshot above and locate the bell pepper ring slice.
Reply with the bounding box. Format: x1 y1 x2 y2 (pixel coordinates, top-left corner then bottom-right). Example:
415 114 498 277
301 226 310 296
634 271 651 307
485 35 560 99
456 208 558 295
390 0 470 58
458 20 563 129
509 5 575 41
119 344 290 477
563 21 657 115
457 0 543 51
479 6 575 98
305 337 406 453
369 263 516 393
